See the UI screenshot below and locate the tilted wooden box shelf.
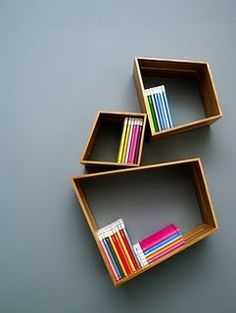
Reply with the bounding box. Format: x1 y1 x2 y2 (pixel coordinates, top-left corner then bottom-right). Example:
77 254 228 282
133 57 223 140
71 158 218 286
80 111 147 168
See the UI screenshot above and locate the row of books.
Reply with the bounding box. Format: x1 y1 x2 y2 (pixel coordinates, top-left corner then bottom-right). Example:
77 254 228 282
117 117 143 164
133 224 185 267
97 219 140 281
144 85 174 133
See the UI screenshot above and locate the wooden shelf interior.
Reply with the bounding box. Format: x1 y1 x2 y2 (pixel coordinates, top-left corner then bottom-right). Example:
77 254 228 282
71 158 218 286
133 58 223 138
80 111 147 167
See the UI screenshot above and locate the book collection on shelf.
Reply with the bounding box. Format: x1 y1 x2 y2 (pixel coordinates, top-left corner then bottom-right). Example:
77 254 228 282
133 224 185 267
97 219 140 281
72 57 222 285
97 218 184 281
144 85 174 133
117 117 143 164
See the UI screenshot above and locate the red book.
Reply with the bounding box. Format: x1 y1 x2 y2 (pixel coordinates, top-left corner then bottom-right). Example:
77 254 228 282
111 230 132 275
120 228 140 271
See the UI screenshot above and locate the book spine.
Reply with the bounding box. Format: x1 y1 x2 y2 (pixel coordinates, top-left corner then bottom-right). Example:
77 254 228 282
111 227 132 275
155 86 170 129
118 219 140 270
147 240 185 264
150 88 161 131
104 232 125 278
152 88 165 130
127 118 137 164
139 224 180 251
117 117 128 163
133 119 143 163
97 232 120 281
143 94 155 133
114 224 134 273
129 120 139 164
145 90 159 132
156 90 167 129
115 222 135 272
146 237 185 261
144 232 182 256
100 232 123 279
107 229 128 276
161 85 173 128
133 243 148 268
121 118 131 163
125 118 134 163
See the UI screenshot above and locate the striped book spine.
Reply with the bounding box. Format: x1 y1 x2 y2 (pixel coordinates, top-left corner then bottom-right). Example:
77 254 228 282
97 219 140 281
133 224 185 267
117 117 143 165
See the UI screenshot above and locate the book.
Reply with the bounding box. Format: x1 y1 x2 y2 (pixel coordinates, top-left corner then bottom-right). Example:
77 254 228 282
117 117 143 164
133 224 185 267
133 119 143 163
125 118 135 164
97 219 140 281
121 117 132 163
160 85 173 128
127 119 138 164
145 89 159 132
117 117 128 163
140 224 181 251
156 86 170 129
144 85 174 132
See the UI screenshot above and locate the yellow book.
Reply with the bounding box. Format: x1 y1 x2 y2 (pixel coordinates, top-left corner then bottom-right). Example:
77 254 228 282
117 117 128 163
115 224 136 272
121 118 131 163
143 91 155 134
108 228 128 276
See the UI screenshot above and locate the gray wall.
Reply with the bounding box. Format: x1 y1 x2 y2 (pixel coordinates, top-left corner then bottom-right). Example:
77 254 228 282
1 1 235 312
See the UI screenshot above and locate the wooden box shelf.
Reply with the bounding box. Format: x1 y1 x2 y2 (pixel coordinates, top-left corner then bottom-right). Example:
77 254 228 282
80 111 147 168
133 57 223 140
71 158 218 286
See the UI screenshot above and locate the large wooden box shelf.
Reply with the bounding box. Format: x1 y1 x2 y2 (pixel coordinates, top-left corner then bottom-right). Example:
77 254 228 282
80 111 147 168
133 57 223 140
71 158 218 286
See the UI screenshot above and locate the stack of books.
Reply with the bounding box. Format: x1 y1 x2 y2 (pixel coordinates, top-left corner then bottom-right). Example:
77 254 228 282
133 224 185 267
117 117 143 164
97 219 140 281
144 85 174 133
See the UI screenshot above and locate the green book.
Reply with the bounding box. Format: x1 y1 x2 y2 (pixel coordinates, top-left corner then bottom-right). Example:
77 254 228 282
146 91 159 132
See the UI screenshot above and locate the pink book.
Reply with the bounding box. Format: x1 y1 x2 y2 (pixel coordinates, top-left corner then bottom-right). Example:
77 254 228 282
139 224 180 252
128 120 139 163
133 120 142 163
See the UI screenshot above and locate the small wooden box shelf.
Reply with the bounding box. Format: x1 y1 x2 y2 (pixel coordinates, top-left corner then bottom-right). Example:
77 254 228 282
80 111 147 168
71 158 218 286
133 57 223 140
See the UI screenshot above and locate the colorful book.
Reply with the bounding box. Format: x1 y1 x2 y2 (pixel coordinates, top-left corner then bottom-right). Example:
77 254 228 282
160 85 173 128
133 119 142 163
117 117 143 165
133 224 185 267
127 119 138 163
97 219 140 280
125 118 135 163
150 89 161 131
117 117 128 163
145 85 174 132
139 224 181 251
145 89 159 132
144 95 155 133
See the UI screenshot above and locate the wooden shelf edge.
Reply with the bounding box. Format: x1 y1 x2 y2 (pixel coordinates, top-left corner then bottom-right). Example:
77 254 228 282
72 158 201 180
